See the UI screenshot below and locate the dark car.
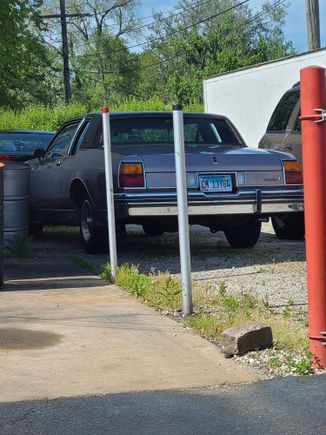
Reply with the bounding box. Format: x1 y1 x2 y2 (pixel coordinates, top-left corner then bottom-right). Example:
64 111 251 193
28 111 304 253
0 130 54 162
258 83 305 240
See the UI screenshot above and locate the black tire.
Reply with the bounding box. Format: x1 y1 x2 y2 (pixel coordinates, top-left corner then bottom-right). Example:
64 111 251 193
224 219 261 249
142 225 164 236
80 196 107 254
271 213 304 240
29 221 43 238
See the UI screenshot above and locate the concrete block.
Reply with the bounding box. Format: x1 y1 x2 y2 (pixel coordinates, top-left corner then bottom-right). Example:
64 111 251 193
220 321 273 357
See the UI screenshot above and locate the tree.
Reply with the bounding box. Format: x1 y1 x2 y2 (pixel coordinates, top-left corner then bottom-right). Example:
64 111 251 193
138 0 294 103
72 32 140 106
0 0 56 108
41 0 141 104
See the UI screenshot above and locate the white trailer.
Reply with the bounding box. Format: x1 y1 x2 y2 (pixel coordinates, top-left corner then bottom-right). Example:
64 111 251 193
203 48 326 147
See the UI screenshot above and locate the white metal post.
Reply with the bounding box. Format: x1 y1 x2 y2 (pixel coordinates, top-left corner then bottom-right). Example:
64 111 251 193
172 104 193 315
102 106 118 279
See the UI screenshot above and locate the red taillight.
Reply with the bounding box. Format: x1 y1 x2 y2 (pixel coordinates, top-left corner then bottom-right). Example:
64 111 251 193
0 154 11 162
283 160 303 185
119 162 144 188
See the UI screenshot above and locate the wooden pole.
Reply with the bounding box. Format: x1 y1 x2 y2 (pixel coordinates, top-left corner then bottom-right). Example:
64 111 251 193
306 0 320 50
60 0 71 103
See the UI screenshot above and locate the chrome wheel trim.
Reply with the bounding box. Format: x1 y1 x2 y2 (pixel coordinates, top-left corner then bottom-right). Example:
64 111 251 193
81 201 93 242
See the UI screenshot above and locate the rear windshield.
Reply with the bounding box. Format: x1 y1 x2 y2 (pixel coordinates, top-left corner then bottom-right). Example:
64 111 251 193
0 132 54 155
109 117 242 146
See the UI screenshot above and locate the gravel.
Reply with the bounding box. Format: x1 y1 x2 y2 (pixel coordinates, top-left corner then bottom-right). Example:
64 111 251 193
28 221 307 309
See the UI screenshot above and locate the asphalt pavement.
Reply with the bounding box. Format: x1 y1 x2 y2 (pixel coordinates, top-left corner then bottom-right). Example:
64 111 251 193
0 375 325 434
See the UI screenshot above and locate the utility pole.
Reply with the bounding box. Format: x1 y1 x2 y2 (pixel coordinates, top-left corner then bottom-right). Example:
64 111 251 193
41 7 91 104
306 0 320 50
59 0 71 103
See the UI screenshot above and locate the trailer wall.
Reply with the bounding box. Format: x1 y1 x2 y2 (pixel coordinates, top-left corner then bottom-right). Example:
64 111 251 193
203 48 326 147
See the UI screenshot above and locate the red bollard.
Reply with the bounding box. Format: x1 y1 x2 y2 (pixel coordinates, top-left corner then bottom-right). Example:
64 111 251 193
300 66 326 368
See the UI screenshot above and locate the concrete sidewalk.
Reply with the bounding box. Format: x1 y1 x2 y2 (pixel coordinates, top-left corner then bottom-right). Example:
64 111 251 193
0 258 256 403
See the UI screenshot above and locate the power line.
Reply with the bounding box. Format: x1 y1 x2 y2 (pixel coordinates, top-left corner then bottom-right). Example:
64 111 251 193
76 0 250 58
101 0 227 34
62 0 228 51
72 68 142 98
40 1 133 19
73 0 286 75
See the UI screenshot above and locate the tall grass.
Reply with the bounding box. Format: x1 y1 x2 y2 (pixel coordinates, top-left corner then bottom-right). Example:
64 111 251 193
0 103 88 131
0 99 204 131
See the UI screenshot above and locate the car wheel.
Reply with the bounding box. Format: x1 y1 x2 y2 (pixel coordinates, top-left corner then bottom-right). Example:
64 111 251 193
271 213 304 240
80 197 107 254
29 221 43 238
142 225 164 236
224 219 261 248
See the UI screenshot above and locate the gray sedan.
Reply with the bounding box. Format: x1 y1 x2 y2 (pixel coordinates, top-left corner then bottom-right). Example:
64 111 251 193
28 112 304 253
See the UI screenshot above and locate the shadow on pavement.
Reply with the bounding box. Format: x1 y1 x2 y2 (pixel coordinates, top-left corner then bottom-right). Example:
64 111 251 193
2 258 105 292
0 375 325 435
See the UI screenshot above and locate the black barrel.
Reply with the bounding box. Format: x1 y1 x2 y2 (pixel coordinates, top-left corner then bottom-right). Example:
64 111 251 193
3 163 31 244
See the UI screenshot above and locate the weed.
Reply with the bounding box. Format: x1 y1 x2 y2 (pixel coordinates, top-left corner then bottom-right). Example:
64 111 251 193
185 313 225 340
156 276 181 307
219 280 227 296
282 299 295 319
5 235 32 258
100 263 113 283
101 263 182 310
72 256 97 274
258 266 269 273
268 356 283 369
291 357 312 375
114 264 148 297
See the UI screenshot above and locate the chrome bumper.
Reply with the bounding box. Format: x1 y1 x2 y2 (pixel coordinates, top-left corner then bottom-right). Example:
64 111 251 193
115 189 304 217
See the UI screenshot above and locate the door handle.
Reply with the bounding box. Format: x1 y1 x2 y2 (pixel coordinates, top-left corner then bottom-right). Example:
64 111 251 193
285 144 293 152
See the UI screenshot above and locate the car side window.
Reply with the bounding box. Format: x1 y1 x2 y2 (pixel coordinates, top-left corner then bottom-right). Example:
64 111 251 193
70 120 91 155
46 123 80 158
267 90 300 132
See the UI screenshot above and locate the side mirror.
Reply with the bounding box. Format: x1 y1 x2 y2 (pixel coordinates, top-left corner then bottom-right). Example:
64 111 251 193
34 148 46 159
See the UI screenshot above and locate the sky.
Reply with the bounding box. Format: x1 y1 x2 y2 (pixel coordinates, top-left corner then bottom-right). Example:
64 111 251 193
139 0 326 53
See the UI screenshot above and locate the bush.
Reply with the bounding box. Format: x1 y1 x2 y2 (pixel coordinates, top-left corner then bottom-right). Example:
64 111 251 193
0 99 204 131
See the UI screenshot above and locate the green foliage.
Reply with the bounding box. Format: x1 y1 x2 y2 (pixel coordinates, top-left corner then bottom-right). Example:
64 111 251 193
72 256 98 274
143 0 295 103
282 299 295 319
0 103 89 131
266 351 312 375
0 0 294 109
0 0 58 108
72 32 140 107
116 264 149 298
186 313 225 339
155 276 181 308
291 356 312 375
101 263 182 310
5 235 32 258
0 100 203 131
100 263 113 283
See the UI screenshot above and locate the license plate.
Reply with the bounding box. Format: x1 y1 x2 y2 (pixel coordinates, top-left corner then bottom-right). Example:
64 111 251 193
199 174 233 192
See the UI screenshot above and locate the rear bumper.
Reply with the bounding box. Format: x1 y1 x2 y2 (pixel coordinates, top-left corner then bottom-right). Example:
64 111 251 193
114 188 304 217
